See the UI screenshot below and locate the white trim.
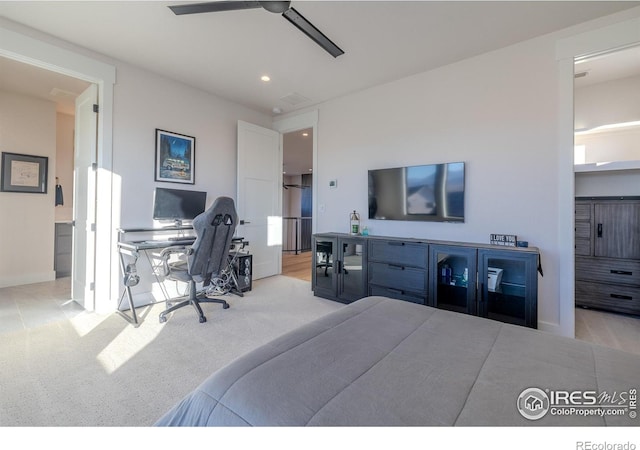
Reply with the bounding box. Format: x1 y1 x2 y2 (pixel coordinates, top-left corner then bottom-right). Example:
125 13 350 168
555 15 640 338
0 23 116 312
273 110 319 234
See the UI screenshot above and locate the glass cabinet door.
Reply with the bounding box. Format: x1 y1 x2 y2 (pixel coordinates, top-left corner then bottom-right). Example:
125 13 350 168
338 239 366 302
478 250 538 328
313 237 336 296
428 245 477 315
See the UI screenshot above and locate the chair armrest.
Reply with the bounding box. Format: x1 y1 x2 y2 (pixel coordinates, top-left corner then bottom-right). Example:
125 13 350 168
159 245 192 258
158 245 193 276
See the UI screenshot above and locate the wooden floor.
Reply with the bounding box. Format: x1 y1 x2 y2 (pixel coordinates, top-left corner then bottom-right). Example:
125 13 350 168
575 306 640 356
282 251 312 282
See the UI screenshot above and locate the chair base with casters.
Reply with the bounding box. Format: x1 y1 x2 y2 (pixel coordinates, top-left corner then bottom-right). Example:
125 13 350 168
159 278 230 324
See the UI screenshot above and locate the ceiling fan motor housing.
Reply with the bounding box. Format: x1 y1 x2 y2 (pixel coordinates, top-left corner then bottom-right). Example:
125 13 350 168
260 1 291 14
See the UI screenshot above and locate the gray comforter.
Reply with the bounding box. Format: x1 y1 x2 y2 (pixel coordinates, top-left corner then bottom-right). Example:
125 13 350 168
155 296 639 426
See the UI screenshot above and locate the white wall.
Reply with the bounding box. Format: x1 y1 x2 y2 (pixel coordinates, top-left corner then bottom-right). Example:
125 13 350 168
574 73 640 196
112 63 271 230
311 33 566 331
576 170 640 196
0 90 56 287
283 174 302 218
107 63 272 305
575 74 640 130
575 74 640 164
55 112 74 222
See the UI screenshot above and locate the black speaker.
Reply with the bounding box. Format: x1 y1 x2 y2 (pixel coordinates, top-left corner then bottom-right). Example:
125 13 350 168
230 253 252 292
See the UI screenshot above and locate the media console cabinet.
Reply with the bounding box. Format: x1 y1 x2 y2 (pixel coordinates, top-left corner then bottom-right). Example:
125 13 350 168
312 233 540 328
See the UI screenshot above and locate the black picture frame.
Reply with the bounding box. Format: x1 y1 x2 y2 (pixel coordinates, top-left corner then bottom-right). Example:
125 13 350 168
1 152 49 194
154 129 195 184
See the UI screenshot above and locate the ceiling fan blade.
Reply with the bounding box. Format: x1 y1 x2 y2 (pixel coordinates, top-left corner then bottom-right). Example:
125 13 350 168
282 7 344 58
169 1 262 15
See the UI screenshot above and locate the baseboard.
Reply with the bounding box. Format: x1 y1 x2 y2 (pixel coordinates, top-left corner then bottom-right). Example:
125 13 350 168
537 320 569 338
0 271 56 289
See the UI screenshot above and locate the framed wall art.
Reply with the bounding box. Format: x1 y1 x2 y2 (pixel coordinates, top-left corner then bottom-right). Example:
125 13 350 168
155 129 195 184
1 152 49 194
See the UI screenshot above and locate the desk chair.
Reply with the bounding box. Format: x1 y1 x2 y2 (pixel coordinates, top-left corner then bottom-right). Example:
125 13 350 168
158 196 238 323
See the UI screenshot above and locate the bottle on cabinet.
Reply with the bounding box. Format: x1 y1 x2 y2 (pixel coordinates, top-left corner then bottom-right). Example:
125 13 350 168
350 210 360 235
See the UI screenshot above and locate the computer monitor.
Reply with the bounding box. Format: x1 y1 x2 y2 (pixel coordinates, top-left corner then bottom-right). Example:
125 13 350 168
153 187 207 226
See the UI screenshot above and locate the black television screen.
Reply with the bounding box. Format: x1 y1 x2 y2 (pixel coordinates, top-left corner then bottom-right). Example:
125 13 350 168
153 187 207 223
368 162 465 222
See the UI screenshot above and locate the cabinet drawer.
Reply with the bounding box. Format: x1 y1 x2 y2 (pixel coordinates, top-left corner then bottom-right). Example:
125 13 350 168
368 240 428 268
576 281 640 315
575 239 591 257
575 257 640 286
575 222 591 239
575 203 591 221
370 285 426 305
368 262 427 293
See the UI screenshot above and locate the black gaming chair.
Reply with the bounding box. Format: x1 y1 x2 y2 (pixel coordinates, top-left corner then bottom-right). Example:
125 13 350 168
158 196 238 323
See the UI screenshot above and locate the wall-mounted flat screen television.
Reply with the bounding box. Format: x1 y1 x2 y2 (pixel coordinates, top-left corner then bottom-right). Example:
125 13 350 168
368 162 465 223
153 187 207 224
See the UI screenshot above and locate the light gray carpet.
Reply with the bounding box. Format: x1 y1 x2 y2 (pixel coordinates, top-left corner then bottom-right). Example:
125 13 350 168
0 276 341 426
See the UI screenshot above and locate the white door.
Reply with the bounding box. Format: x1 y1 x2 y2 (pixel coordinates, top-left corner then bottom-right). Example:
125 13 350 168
72 84 98 309
237 121 282 280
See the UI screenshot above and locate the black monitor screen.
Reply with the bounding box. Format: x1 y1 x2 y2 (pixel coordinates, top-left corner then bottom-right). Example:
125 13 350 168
153 187 207 222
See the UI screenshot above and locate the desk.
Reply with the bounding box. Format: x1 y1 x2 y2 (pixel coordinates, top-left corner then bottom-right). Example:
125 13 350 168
117 226 196 326
117 227 249 326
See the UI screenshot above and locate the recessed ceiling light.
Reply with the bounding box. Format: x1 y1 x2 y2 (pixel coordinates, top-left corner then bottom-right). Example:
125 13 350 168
308 168 313 172
261 75 271 82
302 132 309 137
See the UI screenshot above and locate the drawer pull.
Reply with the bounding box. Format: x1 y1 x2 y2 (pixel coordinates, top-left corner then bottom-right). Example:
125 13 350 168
610 293 632 301
388 241 406 246
388 264 405 270
610 270 632 276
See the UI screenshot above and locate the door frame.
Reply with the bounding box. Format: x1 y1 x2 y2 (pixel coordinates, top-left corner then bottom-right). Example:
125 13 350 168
556 15 640 337
0 23 116 312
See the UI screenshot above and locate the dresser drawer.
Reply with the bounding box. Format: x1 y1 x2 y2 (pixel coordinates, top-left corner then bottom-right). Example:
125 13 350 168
575 257 640 286
576 281 640 315
368 240 428 268
575 239 591 257
575 222 591 240
369 285 426 305
575 202 591 221
368 262 427 294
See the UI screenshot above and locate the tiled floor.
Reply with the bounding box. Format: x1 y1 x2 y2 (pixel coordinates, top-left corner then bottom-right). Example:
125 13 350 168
0 277 84 333
1 278 638 356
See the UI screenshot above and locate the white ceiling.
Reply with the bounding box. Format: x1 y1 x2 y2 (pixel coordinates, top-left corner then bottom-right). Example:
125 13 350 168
1 0 639 117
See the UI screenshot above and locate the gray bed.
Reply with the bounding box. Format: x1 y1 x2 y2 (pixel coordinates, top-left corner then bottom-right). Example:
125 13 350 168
155 296 639 426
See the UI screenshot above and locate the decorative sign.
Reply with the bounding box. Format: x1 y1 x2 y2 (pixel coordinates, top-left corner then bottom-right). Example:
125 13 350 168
490 234 517 247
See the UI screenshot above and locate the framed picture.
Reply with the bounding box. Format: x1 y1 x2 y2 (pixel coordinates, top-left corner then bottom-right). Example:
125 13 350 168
1 152 49 194
155 129 196 184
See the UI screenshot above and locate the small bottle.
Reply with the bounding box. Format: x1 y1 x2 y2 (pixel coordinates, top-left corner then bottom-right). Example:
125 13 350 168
361 226 369 236
350 210 360 235
462 268 468 286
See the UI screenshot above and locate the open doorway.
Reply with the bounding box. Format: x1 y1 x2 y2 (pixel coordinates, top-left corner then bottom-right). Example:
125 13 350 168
573 45 640 355
0 55 90 294
281 127 313 282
